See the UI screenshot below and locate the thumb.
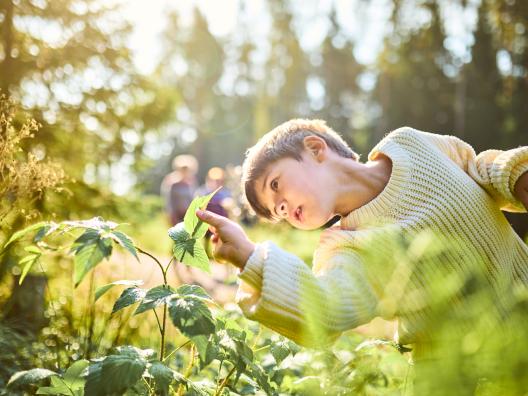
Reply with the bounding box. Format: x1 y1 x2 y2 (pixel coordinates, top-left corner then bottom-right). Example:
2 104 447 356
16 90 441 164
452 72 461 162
196 209 225 227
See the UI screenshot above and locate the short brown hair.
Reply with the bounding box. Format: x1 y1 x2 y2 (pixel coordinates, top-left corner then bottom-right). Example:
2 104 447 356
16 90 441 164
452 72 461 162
242 119 359 220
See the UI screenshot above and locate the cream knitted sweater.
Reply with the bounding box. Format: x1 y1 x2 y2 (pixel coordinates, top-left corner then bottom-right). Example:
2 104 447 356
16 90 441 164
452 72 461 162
236 127 528 349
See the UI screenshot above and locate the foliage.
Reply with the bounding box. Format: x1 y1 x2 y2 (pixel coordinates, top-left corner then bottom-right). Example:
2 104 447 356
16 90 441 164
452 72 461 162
0 95 66 227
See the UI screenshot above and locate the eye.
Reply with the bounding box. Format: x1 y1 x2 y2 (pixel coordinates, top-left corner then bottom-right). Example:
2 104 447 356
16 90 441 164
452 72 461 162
270 178 279 192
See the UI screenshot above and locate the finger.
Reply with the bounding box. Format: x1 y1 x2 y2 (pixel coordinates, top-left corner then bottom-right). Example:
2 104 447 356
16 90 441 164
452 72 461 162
212 233 219 243
196 209 226 227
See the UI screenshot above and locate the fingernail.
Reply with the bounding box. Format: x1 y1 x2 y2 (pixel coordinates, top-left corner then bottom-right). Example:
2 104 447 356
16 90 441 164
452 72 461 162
196 209 203 216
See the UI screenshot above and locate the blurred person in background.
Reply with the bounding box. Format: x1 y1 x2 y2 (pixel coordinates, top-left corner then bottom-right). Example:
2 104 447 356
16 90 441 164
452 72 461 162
160 154 199 226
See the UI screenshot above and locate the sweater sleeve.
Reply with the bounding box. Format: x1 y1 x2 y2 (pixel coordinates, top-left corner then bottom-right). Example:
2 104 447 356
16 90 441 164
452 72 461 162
397 127 528 212
235 241 379 348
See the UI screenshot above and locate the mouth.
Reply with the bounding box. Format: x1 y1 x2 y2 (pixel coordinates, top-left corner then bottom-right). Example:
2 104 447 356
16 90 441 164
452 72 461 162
294 206 303 223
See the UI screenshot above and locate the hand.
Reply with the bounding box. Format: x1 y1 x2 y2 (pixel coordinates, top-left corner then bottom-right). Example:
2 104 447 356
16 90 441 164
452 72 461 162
196 210 255 270
514 171 528 211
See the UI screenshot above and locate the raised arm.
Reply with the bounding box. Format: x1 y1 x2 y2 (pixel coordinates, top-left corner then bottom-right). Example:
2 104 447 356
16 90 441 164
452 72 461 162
396 127 528 212
236 240 379 347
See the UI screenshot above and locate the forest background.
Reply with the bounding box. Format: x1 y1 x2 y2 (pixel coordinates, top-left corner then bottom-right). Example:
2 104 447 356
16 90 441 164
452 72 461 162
0 0 527 392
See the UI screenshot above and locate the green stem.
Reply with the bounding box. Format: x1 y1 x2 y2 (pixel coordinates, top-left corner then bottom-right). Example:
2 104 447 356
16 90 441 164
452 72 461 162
177 344 196 396
163 339 191 362
160 302 167 361
137 247 167 284
153 308 163 335
215 364 236 396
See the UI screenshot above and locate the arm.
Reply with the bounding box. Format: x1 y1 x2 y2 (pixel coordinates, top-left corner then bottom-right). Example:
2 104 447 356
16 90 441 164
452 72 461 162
397 128 528 212
236 241 379 347
195 209 378 347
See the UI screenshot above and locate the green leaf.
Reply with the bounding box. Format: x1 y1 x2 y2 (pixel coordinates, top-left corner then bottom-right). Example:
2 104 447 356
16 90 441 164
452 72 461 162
36 376 71 395
3 221 49 249
270 341 290 365
148 361 174 396
168 222 189 244
85 348 148 396
192 335 218 369
63 360 89 390
73 235 112 287
95 280 144 302
112 287 147 314
183 188 219 238
179 242 211 273
176 284 213 302
7 368 58 389
63 217 118 232
18 247 42 285
168 295 215 338
170 223 210 273
110 230 139 260
134 285 176 315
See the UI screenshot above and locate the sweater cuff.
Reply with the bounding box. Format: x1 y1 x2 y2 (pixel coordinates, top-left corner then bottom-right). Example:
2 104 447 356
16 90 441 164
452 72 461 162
491 146 528 208
238 242 266 290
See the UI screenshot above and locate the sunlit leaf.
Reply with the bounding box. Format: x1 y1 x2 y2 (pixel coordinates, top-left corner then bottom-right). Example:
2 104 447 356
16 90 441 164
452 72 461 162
95 280 144 302
109 230 139 260
148 361 174 396
183 188 220 238
169 223 210 273
134 285 176 315
3 221 49 249
18 246 42 285
112 287 146 314
168 295 215 338
73 236 112 287
7 368 57 389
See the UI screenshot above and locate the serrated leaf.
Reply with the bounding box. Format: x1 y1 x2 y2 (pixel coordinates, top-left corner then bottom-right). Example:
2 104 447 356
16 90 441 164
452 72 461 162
270 341 290 365
3 221 49 249
168 295 215 338
7 368 58 389
110 230 139 260
176 284 213 302
85 348 148 396
33 222 60 243
148 361 174 396
183 188 220 238
73 236 112 287
62 217 118 232
101 354 146 393
168 222 189 244
63 359 89 390
112 287 146 314
134 285 176 315
19 250 42 285
170 223 210 273
179 243 210 273
36 376 71 395
95 280 144 302
192 335 218 369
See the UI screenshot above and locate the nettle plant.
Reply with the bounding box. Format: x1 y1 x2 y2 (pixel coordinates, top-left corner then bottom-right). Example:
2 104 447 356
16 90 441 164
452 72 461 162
3 192 300 396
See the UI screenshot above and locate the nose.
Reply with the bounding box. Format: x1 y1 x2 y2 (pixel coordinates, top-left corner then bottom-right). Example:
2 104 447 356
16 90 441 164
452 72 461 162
276 200 289 219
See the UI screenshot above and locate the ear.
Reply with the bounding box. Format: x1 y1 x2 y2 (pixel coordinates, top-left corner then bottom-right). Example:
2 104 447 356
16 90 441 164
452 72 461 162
303 135 327 162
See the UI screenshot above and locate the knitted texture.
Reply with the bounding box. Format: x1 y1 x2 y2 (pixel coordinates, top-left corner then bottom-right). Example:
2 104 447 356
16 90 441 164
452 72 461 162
236 127 528 349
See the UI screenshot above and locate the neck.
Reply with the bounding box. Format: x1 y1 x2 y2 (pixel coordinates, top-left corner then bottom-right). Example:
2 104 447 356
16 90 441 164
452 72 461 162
333 153 392 216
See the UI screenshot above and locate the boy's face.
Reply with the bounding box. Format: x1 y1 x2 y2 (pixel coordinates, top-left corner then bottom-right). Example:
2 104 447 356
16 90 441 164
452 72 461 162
255 150 336 230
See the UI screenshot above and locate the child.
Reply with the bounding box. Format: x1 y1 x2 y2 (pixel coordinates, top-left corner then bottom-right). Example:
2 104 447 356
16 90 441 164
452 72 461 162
196 119 528 356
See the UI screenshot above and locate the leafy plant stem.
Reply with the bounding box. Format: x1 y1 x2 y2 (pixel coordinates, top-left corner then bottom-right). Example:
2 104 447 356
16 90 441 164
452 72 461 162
153 308 163 335
177 344 196 396
160 302 167 361
215 364 236 396
136 246 167 284
253 344 271 353
163 339 191 362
